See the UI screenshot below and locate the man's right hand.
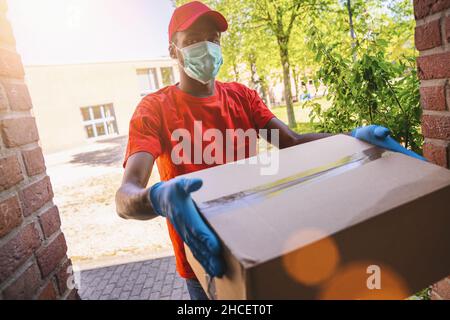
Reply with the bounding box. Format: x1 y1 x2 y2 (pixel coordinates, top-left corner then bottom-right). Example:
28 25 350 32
149 177 225 278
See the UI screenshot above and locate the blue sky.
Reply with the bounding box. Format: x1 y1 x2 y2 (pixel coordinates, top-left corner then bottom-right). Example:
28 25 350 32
7 0 175 65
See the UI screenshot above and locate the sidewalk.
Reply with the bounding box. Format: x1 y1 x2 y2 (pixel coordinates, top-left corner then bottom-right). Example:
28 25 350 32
77 256 190 300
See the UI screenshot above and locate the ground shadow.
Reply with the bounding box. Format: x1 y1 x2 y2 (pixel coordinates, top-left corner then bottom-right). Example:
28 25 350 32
69 135 128 167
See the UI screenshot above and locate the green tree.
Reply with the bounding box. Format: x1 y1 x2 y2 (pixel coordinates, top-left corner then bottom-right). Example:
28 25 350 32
240 18 279 106
289 20 318 102
305 0 422 153
249 0 326 128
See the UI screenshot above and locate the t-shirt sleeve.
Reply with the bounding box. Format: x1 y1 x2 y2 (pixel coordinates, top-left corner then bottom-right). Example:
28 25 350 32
123 98 163 168
245 86 275 130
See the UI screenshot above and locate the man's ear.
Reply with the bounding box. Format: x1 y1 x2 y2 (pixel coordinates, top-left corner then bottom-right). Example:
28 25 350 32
169 43 177 60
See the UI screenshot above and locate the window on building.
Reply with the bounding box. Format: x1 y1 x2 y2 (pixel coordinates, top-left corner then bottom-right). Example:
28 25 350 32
137 68 159 96
80 104 118 139
161 67 175 87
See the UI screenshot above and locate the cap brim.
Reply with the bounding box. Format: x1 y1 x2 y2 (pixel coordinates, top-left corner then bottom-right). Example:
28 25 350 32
177 10 228 34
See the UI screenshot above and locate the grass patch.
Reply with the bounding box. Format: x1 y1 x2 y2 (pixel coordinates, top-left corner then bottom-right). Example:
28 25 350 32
293 122 316 134
271 97 330 134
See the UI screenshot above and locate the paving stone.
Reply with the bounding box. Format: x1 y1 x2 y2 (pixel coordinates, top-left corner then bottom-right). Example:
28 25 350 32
149 292 160 300
130 283 143 297
109 274 120 284
143 277 155 289
103 283 115 295
110 287 122 300
171 288 183 300
141 288 152 300
135 273 147 285
89 290 102 300
151 281 163 293
119 291 131 300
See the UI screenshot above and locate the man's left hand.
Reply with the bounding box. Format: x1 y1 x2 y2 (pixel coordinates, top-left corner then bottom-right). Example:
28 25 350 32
351 125 426 161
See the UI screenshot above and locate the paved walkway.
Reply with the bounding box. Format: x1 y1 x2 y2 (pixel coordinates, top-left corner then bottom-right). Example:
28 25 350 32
77 256 190 300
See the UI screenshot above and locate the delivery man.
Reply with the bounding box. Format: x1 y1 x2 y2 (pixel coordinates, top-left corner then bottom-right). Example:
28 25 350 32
115 1 425 300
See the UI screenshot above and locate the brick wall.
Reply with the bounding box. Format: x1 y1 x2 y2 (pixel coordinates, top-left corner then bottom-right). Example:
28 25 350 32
0 0 78 299
414 0 450 300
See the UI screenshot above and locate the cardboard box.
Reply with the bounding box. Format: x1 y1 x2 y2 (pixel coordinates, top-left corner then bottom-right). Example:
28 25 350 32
183 135 450 299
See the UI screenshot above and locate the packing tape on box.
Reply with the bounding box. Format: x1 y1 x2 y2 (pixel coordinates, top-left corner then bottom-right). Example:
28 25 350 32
198 146 388 218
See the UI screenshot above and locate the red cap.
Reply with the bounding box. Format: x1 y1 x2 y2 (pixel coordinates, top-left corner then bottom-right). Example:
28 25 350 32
169 1 228 42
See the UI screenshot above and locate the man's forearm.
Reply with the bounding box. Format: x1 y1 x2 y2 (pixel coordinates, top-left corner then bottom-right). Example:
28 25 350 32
115 183 157 220
291 132 333 146
279 132 333 149
264 118 334 149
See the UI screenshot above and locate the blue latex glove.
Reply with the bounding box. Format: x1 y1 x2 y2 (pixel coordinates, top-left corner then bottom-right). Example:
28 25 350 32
149 177 224 277
351 125 427 161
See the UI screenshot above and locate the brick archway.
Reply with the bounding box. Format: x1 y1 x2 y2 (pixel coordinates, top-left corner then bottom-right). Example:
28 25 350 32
414 0 450 299
0 0 449 299
0 0 78 299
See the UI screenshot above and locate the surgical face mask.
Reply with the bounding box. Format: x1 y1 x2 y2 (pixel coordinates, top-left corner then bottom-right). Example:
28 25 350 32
173 41 223 85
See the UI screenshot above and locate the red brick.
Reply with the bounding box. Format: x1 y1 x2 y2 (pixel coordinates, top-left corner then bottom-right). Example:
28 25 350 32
1 81 32 111
414 0 450 19
0 15 15 45
447 84 450 109
36 232 68 277
423 141 449 166
0 223 41 282
38 280 58 300
431 277 450 300
20 176 53 216
417 52 450 80
415 19 442 50
422 113 450 139
420 86 447 111
446 16 450 43
3 262 41 299
0 82 7 111
1 117 39 147
0 155 23 191
39 206 61 239
0 48 24 78
22 147 46 176
430 290 443 299
0 195 22 238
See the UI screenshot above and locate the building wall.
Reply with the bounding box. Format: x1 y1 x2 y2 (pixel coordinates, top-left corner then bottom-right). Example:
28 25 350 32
25 59 179 154
0 0 78 299
413 0 450 300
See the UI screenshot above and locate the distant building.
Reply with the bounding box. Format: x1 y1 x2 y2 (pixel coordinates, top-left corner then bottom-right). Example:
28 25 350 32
25 58 179 153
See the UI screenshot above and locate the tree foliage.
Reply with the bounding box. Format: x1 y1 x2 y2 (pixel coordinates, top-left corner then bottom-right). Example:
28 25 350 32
304 0 421 153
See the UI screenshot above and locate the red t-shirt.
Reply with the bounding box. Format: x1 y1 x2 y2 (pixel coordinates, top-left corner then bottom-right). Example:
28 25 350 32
123 81 275 278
